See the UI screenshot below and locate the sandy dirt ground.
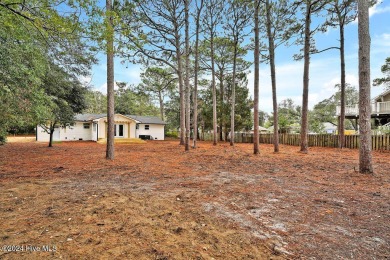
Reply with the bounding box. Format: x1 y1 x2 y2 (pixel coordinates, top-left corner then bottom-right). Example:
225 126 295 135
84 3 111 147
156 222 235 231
0 139 389 259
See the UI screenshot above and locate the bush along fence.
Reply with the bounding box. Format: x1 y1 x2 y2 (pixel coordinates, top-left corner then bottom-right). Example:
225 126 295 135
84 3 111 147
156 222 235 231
201 133 390 151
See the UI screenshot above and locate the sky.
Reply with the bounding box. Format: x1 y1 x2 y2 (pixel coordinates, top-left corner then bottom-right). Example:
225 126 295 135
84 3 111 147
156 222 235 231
84 1 390 114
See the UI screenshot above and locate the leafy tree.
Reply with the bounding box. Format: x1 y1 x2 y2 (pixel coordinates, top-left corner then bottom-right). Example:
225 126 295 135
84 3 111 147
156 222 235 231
357 0 373 173
115 82 159 116
269 99 301 133
0 0 95 77
164 89 181 133
199 37 250 141
83 90 107 114
0 0 94 143
224 73 253 137
373 57 390 90
0 22 48 143
310 84 358 132
138 67 176 121
199 73 252 139
258 110 269 127
39 63 88 147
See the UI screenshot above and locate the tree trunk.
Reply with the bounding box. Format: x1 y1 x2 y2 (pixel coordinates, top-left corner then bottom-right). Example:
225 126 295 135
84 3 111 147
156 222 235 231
253 0 260 154
300 1 311 153
158 90 164 121
211 31 217 146
106 0 115 160
193 0 203 149
339 23 346 149
48 123 54 148
358 0 373 173
219 73 224 141
230 42 238 146
174 21 185 146
265 0 279 153
184 0 190 151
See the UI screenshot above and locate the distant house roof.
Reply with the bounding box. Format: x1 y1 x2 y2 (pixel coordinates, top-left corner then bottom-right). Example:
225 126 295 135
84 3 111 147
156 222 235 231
126 115 166 125
323 122 337 130
250 126 271 132
373 89 390 101
74 114 106 121
74 113 166 125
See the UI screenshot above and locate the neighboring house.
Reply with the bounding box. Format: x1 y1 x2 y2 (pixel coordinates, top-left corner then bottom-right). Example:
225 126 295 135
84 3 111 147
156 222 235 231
323 122 337 134
250 126 272 134
36 114 166 142
336 89 390 125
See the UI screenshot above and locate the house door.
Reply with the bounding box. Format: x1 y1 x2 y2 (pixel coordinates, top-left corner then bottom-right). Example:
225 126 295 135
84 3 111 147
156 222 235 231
114 124 124 137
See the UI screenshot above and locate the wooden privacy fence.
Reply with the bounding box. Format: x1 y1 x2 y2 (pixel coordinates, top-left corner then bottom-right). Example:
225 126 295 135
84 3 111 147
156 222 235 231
201 133 390 151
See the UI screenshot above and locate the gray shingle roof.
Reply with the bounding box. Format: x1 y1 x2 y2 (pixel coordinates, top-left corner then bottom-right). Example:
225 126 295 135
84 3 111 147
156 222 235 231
74 114 166 125
126 115 166 125
74 114 106 121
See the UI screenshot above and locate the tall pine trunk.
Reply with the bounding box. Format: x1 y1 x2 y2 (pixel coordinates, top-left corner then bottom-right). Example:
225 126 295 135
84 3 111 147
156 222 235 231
358 0 373 173
158 91 164 121
300 1 311 153
230 42 238 146
211 32 218 146
193 0 203 149
184 0 190 151
106 0 115 160
174 25 185 145
339 23 346 149
253 0 260 154
219 76 224 141
265 0 279 153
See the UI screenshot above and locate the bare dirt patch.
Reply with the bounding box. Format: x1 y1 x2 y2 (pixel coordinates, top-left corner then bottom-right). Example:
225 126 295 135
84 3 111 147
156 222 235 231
0 140 389 259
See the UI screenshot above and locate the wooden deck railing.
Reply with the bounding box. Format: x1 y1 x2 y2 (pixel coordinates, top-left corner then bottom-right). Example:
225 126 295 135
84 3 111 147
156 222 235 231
336 101 390 116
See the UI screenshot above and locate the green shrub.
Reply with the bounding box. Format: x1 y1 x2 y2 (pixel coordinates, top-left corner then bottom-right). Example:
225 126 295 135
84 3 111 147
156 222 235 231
0 135 6 145
165 131 179 138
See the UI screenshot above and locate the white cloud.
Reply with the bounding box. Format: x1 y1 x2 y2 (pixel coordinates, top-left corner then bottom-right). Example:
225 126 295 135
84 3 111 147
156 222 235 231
124 67 142 84
96 81 122 94
97 83 107 94
352 2 390 24
372 33 390 51
370 2 390 16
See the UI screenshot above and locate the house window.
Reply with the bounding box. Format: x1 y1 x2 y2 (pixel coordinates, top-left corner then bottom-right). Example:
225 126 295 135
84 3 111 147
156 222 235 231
83 123 90 129
145 125 150 130
136 124 139 130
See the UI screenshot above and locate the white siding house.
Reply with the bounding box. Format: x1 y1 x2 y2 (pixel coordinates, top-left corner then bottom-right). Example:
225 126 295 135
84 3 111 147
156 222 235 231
36 114 166 142
129 115 166 140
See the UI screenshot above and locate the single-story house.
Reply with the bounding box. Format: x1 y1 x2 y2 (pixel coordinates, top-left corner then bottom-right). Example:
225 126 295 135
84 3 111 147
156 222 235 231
36 114 166 142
